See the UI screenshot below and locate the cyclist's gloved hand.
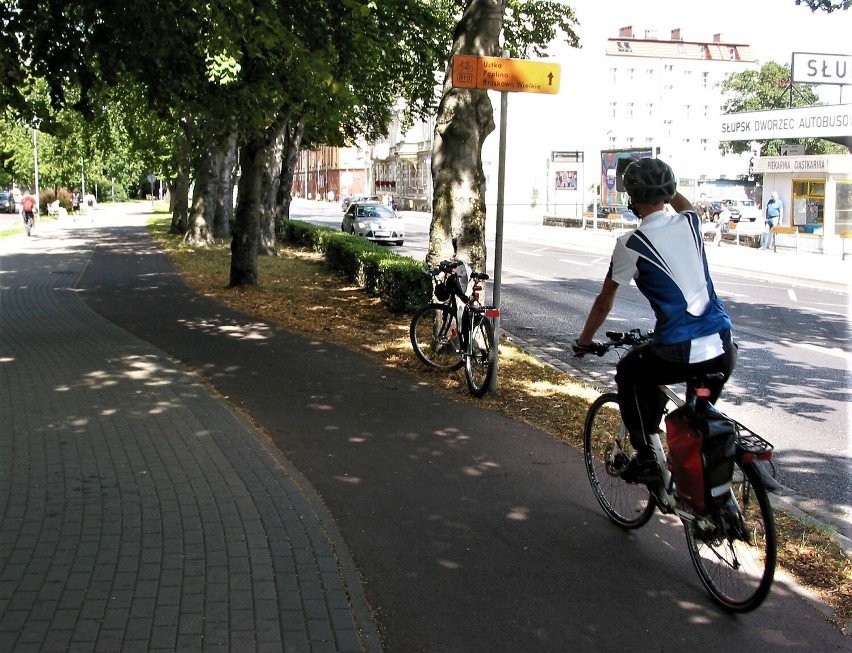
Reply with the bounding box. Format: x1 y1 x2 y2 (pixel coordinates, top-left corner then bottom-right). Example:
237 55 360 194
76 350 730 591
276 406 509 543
571 339 606 357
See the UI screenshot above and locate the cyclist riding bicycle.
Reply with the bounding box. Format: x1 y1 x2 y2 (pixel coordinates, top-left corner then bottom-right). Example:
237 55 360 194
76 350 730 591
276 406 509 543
573 158 737 485
20 190 38 235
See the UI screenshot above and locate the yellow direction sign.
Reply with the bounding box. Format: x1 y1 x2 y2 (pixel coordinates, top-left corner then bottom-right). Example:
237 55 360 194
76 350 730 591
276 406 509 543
452 55 560 95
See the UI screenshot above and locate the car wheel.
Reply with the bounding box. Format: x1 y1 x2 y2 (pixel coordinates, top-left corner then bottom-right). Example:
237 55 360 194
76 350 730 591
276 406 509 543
340 222 345 231
394 240 404 246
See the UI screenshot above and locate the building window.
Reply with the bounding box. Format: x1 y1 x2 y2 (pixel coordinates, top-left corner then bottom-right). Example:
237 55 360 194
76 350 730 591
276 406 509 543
835 180 852 234
610 67 617 83
627 67 635 81
646 102 654 117
728 47 736 60
684 104 691 119
704 105 710 118
677 43 686 54
608 136 617 148
627 137 635 146
626 102 634 119
700 138 708 152
664 64 674 72
646 68 655 80
702 71 710 88
609 101 617 118
616 41 633 52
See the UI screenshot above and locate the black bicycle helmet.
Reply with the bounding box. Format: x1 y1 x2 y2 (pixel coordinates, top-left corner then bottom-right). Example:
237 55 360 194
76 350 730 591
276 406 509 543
622 158 677 205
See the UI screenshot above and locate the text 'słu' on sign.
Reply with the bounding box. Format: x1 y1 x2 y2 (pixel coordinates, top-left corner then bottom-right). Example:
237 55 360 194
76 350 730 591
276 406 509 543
452 55 561 95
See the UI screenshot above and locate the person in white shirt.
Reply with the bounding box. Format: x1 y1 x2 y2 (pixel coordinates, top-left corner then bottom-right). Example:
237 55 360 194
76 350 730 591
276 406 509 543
572 158 737 484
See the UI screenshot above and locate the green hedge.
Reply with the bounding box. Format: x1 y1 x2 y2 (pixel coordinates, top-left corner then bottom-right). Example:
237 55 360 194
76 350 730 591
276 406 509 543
279 220 431 314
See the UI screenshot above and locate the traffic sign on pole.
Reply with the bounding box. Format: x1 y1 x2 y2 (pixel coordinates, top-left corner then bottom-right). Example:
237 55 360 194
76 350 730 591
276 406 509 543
452 55 561 94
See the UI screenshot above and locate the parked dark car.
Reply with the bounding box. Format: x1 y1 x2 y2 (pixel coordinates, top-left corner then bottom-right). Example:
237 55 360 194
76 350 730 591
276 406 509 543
597 205 637 221
0 191 15 213
708 200 741 222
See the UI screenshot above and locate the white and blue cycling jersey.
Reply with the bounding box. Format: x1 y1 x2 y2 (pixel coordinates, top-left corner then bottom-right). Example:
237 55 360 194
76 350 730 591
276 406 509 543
609 209 732 364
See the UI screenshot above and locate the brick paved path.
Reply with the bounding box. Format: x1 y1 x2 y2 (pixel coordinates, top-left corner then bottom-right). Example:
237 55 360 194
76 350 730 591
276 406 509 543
0 217 379 652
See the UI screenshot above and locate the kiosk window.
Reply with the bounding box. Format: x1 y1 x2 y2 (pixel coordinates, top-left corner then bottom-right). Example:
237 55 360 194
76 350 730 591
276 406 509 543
835 180 852 235
792 179 825 232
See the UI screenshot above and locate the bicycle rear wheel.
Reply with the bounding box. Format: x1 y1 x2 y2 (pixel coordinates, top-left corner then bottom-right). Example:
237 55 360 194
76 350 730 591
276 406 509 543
583 393 655 529
464 314 495 397
684 460 776 612
410 303 463 371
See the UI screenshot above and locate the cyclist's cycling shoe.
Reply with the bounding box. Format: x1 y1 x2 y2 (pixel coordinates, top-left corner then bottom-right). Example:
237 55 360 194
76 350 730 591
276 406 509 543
620 455 661 485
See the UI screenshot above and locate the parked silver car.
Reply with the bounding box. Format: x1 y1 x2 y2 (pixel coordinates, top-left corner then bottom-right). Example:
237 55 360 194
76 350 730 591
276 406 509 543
341 202 405 246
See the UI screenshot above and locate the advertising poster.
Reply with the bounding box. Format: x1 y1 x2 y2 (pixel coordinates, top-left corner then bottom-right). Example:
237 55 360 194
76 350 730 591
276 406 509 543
555 170 577 190
600 149 653 206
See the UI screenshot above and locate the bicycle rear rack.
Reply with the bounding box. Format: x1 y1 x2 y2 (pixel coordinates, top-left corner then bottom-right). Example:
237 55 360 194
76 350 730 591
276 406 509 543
733 422 774 462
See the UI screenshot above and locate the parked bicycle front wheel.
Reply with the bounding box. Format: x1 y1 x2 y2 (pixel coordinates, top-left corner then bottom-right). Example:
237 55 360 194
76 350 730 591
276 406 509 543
464 313 495 397
684 460 776 612
583 393 655 529
410 303 463 371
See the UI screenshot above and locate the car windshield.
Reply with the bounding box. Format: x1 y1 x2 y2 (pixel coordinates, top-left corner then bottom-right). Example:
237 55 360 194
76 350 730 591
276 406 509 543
356 205 395 218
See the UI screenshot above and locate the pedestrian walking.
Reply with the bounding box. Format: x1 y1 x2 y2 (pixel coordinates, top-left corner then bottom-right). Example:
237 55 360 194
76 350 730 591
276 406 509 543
760 191 783 250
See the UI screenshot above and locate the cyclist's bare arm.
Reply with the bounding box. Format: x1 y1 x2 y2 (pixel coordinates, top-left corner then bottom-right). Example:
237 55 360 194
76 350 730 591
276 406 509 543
670 191 693 214
577 275 619 347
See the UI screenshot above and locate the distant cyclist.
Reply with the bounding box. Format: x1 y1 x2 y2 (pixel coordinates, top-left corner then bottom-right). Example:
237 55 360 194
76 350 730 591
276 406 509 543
20 190 37 236
572 158 737 485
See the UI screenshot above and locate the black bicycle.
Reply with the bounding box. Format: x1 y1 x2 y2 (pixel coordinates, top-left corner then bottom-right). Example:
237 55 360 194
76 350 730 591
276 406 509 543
409 259 499 397
580 329 777 612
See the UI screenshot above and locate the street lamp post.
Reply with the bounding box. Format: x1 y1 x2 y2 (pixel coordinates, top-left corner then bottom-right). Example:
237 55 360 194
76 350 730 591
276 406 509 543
32 129 40 206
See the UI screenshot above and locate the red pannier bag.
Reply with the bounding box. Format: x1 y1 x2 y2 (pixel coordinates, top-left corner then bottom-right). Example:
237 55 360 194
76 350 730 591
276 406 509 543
665 401 736 515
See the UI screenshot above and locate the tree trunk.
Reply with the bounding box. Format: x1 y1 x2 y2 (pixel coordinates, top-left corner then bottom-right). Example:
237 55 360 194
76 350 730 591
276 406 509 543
186 133 216 246
213 132 237 239
170 115 192 234
275 116 306 231
230 139 265 286
428 0 505 272
259 132 285 255
229 114 290 285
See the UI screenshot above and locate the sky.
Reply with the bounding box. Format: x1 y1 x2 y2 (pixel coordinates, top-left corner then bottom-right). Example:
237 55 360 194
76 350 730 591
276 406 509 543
569 0 850 61
570 0 850 104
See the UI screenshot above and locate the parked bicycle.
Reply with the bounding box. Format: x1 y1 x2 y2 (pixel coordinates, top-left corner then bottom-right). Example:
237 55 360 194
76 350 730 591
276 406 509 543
580 328 777 612
409 259 499 397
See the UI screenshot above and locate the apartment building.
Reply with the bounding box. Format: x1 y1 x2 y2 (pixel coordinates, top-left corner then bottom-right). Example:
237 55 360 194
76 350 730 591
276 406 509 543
603 26 759 186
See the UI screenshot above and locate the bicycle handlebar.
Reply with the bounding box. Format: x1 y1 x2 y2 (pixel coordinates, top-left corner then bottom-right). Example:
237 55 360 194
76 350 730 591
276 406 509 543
572 328 652 358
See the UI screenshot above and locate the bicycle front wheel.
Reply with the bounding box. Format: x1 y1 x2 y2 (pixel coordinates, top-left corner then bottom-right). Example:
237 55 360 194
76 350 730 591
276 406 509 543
464 314 496 397
583 393 655 529
684 460 776 612
409 303 463 371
